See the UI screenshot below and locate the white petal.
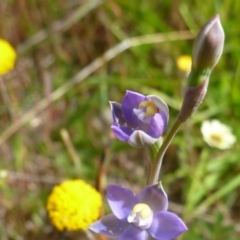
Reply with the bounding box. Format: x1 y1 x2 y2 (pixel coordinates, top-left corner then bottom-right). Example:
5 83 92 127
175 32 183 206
146 95 169 122
201 119 236 149
128 130 158 148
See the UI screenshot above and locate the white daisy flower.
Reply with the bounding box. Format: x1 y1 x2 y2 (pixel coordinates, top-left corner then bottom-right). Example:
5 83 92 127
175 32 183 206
201 119 236 149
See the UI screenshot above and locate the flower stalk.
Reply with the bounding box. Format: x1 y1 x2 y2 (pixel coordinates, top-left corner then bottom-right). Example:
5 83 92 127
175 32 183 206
148 15 224 184
148 119 183 184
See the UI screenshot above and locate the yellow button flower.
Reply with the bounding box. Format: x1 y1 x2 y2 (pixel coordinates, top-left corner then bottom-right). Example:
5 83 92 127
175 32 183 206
177 55 192 72
0 39 17 75
47 179 102 231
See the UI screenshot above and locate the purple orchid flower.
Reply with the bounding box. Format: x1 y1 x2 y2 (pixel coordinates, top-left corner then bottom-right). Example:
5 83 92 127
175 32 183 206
110 91 169 147
89 183 187 240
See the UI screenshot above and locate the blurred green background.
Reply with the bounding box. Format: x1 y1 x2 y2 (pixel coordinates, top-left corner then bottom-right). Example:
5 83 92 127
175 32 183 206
0 0 240 239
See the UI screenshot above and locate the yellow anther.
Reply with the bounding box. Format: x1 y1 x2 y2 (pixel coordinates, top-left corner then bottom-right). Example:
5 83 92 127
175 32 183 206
138 101 158 117
145 105 158 117
132 203 152 219
139 101 151 108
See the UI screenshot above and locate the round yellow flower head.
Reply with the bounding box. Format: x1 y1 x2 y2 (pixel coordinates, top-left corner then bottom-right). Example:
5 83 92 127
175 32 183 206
47 179 102 231
177 55 192 72
0 39 17 75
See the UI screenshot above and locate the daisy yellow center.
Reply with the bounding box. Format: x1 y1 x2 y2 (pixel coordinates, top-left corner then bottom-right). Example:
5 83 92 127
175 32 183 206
127 203 153 229
210 133 223 143
47 180 102 231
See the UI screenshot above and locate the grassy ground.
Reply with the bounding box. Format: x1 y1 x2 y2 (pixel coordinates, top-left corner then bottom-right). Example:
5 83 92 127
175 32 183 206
0 0 240 239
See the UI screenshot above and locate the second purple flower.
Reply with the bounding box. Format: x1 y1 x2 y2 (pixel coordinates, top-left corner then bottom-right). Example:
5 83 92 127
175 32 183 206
89 183 187 240
110 90 169 147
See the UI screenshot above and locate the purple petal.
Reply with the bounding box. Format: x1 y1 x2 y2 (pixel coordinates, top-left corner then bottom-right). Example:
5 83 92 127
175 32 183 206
146 95 169 122
111 125 132 142
120 225 147 240
110 102 125 126
147 112 168 138
138 183 168 213
122 91 146 126
89 214 128 238
107 185 139 220
148 212 187 240
128 130 158 147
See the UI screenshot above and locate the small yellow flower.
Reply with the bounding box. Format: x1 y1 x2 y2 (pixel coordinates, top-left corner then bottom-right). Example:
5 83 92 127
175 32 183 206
177 55 192 72
47 179 102 231
0 38 17 75
201 119 236 149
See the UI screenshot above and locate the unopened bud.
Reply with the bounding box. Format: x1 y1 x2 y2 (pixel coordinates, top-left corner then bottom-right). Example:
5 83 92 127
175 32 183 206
178 15 224 122
192 15 224 70
178 78 209 121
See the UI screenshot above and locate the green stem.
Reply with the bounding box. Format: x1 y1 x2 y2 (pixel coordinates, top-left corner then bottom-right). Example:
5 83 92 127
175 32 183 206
148 118 183 184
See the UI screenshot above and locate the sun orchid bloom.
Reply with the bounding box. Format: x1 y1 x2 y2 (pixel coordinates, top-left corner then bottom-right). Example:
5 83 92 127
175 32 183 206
110 91 169 147
89 183 187 240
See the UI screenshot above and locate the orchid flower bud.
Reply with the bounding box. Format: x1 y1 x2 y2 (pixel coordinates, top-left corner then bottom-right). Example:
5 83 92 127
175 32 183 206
192 14 224 71
178 78 209 122
178 15 224 122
